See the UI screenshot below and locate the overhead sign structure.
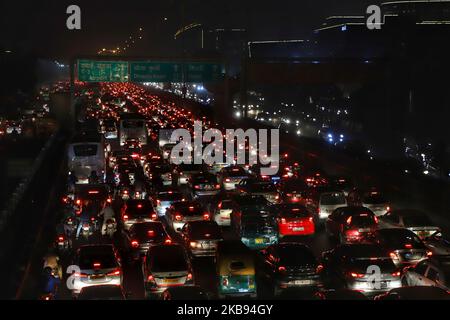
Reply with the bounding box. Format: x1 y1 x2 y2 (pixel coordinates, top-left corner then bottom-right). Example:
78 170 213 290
129 61 183 82
77 60 129 82
77 59 223 83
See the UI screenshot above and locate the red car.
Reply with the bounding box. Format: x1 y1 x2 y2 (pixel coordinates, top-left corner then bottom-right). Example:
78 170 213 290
271 203 315 237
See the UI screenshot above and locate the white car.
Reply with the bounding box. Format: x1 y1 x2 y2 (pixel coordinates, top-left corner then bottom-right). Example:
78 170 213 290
402 256 450 290
71 245 123 296
318 191 347 220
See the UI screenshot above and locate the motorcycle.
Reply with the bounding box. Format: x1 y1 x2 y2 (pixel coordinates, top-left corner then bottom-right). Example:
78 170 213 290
105 218 117 238
63 216 78 237
80 221 94 239
40 266 60 300
55 233 72 254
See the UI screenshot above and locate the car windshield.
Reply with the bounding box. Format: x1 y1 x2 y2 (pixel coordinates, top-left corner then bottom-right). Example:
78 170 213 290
123 120 144 128
190 222 222 239
158 192 183 202
73 144 98 157
349 214 377 228
274 204 310 218
378 230 424 247
321 193 346 205
125 201 154 217
79 248 117 270
130 223 166 241
363 193 387 204
178 203 204 216
278 246 316 266
226 167 246 177
150 246 188 272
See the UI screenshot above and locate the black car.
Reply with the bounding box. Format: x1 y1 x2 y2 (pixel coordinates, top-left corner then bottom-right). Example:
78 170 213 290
180 221 223 257
258 243 321 296
123 222 171 260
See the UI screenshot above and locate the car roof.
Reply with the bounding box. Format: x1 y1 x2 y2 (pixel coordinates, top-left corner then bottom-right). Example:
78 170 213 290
336 244 388 257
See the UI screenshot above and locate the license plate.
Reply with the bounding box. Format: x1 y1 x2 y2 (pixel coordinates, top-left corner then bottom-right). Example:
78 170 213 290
293 280 312 285
90 275 105 281
164 278 179 284
255 238 264 244
292 227 304 232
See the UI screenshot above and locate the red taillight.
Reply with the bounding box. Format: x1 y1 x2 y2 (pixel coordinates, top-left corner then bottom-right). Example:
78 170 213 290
107 269 121 276
123 214 129 220
131 240 139 248
217 202 222 209
76 199 81 205
175 214 183 221
194 185 201 190
427 250 433 257
280 218 286 224
316 264 324 273
90 217 95 221
187 273 193 281
350 272 365 278
346 216 353 225
93 262 101 269
151 213 157 220
278 266 286 273
225 178 231 183
203 213 210 220
404 244 413 249
308 217 314 223
147 274 155 282
390 252 398 260
165 238 172 244
215 184 221 189
346 229 360 237
123 190 129 194
391 271 401 277
374 216 379 224
57 236 64 242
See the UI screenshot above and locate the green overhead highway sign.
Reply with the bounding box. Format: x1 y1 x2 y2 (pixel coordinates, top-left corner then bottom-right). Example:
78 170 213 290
77 60 128 82
186 62 223 82
129 61 183 82
76 59 223 83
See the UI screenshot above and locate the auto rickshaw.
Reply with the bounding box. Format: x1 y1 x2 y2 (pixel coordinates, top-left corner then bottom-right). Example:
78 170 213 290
216 241 257 299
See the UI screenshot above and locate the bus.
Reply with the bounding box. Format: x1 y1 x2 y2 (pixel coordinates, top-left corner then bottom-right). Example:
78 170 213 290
68 131 106 184
119 113 147 146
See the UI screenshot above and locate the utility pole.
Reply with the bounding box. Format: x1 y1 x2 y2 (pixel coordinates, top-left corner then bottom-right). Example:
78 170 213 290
240 3 250 119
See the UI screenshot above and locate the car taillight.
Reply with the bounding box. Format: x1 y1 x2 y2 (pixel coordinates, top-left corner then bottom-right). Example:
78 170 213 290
157 200 161 205
57 236 64 242
151 213 157 220
280 218 286 224
308 217 314 223
391 271 401 277
123 190 129 194
350 272 365 278
278 266 286 273
76 199 81 206
390 252 398 260
194 185 201 190
187 273 193 281
147 274 155 282
346 229 360 237
131 240 139 248
203 213 210 220
107 269 121 276
215 184 221 189
225 178 231 183
165 238 172 244
316 264 324 273
175 214 183 221
427 250 433 257
123 214 129 220
217 202 222 209
404 244 413 249
93 262 101 269
386 206 391 212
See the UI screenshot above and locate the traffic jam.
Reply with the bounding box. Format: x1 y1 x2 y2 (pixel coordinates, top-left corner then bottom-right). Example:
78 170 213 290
40 82 450 301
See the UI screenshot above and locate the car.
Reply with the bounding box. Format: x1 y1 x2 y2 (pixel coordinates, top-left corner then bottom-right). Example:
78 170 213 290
71 244 123 296
189 173 221 198
121 199 158 230
379 209 440 239
212 194 235 226
161 143 177 160
317 191 347 221
176 164 204 185
153 188 185 216
180 221 223 257
78 285 126 300
142 243 194 297
146 163 174 186
166 201 210 232
374 286 450 300
218 166 249 191
279 179 308 204
235 179 281 204
102 120 118 140
258 243 321 296
325 206 378 244
123 222 171 260
423 231 450 256
271 203 315 237
240 211 278 250
401 256 450 290
327 176 354 197
371 228 431 267
229 195 271 233
161 286 209 300
321 244 402 295
348 189 390 216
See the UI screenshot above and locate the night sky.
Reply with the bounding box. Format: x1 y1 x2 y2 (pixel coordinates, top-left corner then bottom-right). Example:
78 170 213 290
1 0 380 58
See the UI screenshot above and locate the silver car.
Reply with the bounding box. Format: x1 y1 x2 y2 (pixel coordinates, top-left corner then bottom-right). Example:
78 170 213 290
402 256 450 291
